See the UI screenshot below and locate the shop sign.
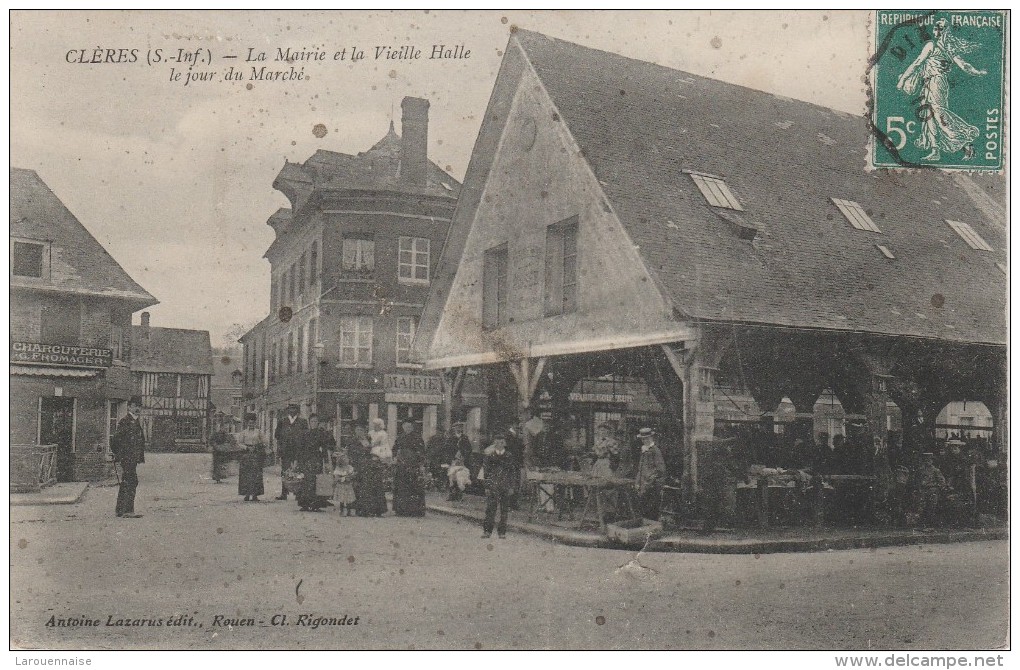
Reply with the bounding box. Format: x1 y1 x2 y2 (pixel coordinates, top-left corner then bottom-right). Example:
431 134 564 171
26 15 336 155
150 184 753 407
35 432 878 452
11 341 112 368
569 392 634 404
384 373 443 394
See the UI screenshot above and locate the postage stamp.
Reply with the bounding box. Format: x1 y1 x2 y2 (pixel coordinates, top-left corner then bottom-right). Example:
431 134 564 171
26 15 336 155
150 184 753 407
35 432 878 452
871 10 1006 171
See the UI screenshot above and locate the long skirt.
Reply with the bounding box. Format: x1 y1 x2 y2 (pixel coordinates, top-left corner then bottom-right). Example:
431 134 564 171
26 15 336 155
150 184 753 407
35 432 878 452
357 460 388 516
295 458 330 510
212 450 231 482
238 452 264 497
392 465 426 517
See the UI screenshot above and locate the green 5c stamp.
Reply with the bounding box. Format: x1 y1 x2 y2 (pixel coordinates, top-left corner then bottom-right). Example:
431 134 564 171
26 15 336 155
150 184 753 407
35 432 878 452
872 10 1006 170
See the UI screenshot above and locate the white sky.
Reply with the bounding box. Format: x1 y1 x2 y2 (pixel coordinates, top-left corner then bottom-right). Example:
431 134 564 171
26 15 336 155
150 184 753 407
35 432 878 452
10 10 872 346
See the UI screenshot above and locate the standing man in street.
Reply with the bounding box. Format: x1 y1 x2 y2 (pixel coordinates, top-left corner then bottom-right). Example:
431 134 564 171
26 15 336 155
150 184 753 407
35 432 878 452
480 431 517 539
111 395 146 518
635 427 666 520
274 404 307 500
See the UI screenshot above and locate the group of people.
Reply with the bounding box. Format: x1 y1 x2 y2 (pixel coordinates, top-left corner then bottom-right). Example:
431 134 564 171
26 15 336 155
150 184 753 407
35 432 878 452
214 405 429 517
422 417 670 533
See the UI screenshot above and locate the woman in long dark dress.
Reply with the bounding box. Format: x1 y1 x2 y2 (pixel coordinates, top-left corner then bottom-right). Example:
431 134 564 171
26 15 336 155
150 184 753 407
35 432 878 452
295 414 334 512
392 422 427 517
352 422 387 517
237 414 267 502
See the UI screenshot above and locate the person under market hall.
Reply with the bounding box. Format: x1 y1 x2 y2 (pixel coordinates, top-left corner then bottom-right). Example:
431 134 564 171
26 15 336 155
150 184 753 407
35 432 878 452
480 430 517 539
635 427 666 521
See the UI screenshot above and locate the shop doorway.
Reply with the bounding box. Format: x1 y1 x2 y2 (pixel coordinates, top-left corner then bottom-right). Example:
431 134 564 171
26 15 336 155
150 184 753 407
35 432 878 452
40 397 75 482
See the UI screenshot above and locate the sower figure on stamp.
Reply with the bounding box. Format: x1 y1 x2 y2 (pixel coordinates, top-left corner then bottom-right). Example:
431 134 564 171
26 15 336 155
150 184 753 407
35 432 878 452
480 431 517 539
896 18 986 162
111 395 146 519
274 404 307 500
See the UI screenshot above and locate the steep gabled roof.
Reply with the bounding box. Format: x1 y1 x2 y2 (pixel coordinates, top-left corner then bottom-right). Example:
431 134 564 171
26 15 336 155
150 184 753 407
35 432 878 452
510 30 1006 345
10 168 158 307
131 326 214 375
419 31 1006 358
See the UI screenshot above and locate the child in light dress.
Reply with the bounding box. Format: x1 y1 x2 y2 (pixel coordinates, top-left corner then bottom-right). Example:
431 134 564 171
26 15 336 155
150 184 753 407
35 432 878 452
368 418 393 462
446 451 471 501
332 450 356 515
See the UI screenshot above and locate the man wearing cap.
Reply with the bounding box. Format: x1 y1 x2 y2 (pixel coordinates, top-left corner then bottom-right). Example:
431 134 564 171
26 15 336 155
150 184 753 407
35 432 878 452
274 404 307 500
111 395 146 518
635 427 666 520
480 431 517 538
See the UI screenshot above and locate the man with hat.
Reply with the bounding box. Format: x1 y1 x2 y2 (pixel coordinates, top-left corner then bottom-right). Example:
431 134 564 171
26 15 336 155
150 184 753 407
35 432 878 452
274 404 307 500
635 427 666 520
111 395 146 518
480 431 517 538
916 451 948 527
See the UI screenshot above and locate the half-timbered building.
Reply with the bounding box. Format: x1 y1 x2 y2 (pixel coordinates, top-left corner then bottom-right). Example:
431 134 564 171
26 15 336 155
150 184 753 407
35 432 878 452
131 313 214 451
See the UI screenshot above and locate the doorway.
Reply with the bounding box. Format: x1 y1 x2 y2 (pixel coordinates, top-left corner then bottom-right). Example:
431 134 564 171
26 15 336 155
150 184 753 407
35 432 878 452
40 397 75 482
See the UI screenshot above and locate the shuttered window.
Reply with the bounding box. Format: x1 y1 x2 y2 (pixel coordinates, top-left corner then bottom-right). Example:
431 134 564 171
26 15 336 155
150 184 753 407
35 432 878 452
482 244 509 330
544 217 579 316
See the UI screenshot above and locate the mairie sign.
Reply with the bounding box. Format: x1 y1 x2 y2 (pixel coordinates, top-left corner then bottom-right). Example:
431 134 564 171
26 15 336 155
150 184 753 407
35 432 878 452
383 373 442 394
11 341 113 368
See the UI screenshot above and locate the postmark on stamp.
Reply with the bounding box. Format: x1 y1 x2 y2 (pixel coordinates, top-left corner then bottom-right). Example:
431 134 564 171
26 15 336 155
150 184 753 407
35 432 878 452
871 10 1006 171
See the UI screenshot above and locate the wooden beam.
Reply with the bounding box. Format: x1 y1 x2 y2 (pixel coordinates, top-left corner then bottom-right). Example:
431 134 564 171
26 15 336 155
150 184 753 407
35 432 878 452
660 343 688 380
452 367 466 397
508 359 530 408
527 357 547 401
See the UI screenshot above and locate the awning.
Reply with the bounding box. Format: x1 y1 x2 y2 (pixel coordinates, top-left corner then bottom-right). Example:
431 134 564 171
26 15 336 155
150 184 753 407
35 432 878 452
11 365 100 378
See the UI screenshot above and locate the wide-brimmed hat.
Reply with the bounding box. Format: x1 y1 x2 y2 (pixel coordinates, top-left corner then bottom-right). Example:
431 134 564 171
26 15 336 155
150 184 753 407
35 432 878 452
637 427 655 438
286 403 300 412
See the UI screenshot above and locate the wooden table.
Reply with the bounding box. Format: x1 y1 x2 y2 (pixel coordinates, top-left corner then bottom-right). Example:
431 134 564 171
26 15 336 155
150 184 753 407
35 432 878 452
525 471 639 533
741 472 876 528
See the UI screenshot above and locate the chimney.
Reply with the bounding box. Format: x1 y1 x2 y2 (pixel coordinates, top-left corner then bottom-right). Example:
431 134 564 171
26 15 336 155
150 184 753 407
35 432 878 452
141 312 150 328
400 96 429 187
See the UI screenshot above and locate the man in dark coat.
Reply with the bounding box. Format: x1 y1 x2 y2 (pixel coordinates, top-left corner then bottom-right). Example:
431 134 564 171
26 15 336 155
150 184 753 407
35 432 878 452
480 432 517 538
274 404 307 500
111 396 146 518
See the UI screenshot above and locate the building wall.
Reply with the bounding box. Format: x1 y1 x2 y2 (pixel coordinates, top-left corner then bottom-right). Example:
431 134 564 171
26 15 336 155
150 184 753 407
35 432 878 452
427 63 693 368
244 191 460 441
10 374 117 481
11 289 133 482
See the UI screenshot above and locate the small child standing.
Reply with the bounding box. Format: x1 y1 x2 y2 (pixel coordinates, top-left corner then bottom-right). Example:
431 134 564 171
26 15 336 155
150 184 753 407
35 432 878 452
332 450 357 516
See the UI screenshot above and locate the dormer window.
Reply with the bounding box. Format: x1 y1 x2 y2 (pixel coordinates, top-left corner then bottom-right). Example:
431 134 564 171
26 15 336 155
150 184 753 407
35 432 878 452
832 198 881 233
685 171 743 211
11 238 49 279
946 220 993 251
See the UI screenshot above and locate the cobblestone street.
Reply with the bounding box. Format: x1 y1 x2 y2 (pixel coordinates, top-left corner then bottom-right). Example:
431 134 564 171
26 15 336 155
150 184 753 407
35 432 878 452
10 454 1009 650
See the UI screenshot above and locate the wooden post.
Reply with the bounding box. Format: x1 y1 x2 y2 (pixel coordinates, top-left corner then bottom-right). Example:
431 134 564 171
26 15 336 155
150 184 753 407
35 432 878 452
661 343 699 506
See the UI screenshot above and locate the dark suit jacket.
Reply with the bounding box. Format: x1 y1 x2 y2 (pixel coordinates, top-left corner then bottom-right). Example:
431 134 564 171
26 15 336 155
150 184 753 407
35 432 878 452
112 414 146 466
275 416 308 463
481 447 517 493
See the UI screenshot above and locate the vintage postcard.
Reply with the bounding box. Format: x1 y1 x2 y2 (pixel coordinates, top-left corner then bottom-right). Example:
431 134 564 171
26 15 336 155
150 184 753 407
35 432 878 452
8 9 1009 660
